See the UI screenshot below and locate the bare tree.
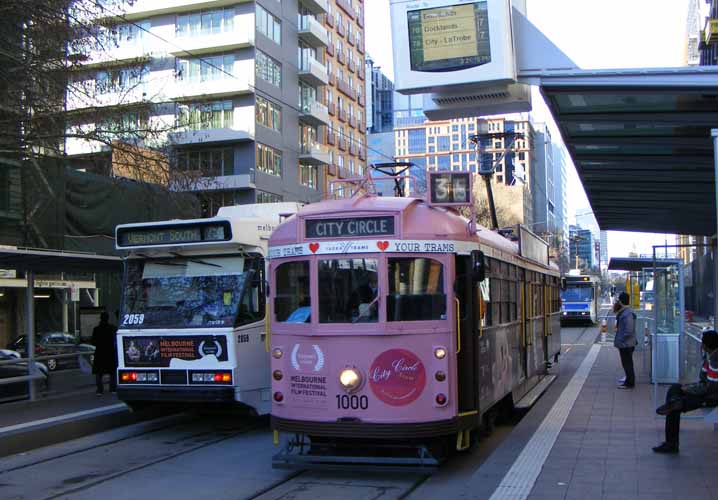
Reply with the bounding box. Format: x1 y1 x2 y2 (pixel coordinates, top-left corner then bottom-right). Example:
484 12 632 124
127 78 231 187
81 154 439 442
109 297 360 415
0 0 206 248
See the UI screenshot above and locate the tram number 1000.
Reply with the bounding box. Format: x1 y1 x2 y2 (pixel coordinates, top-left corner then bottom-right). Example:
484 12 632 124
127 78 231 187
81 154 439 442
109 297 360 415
336 394 369 410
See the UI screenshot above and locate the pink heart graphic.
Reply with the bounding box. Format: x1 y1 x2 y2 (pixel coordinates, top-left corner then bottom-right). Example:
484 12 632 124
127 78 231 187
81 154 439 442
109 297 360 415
377 241 389 251
309 242 320 253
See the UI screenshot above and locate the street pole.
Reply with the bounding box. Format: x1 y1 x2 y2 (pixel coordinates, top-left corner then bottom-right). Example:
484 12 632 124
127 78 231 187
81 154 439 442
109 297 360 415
712 129 718 331
26 270 36 401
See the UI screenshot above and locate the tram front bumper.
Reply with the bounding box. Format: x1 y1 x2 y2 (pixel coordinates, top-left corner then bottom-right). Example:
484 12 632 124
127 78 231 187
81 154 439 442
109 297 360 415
117 386 235 403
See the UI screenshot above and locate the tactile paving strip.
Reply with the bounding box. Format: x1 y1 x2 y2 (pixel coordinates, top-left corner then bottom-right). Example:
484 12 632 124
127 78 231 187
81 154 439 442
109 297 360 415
489 344 601 500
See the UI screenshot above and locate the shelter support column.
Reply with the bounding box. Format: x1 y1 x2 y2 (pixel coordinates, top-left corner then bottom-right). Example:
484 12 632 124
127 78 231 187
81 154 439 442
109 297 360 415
713 129 718 331
26 271 36 401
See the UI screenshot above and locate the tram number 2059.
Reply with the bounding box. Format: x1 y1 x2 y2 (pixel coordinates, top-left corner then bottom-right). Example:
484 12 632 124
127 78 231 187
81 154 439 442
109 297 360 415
336 394 369 410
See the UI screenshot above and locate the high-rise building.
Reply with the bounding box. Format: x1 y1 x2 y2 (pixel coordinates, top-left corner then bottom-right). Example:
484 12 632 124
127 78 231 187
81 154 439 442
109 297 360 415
600 230 609 269
66 0 367 216
532 123 556 236
687 0 702 65
553 144 569 262
365 57 394 134
393 115 536 224
701 1 718 64
569 225 596 271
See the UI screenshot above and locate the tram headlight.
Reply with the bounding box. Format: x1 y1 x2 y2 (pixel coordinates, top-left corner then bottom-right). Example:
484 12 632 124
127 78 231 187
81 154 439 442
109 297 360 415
272 348 283 359
434 347 447 360
339 368 362 392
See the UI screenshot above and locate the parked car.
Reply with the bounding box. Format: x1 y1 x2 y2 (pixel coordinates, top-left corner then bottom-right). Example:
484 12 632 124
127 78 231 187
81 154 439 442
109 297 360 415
0 349 49 401
6 333 95 371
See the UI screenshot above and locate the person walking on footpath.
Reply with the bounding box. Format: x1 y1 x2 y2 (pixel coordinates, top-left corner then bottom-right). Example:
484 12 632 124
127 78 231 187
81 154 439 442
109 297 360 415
92 311 118 395
614 291 637 389
653 329 718 454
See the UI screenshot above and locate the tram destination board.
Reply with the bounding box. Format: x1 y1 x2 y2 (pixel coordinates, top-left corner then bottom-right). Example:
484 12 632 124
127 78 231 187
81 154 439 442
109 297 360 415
407 1 491 73
117 221 232 247
305 216 395 239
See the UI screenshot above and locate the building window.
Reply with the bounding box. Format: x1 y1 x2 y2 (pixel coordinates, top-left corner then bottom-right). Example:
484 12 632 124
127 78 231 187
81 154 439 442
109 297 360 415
437 155 450 171
107 21 150 48
451 124 459 132
177 8 234 37
437 136 450 152
256 95 281 131
428 146 435 153
452 154 459 162
177 54 234 82
257 143 282 176
176 147 233 176
96 66 148 93
299 163 318 189
407 128 426 154
256 50 282 87
256 4 281 43
518 152 525 160
177 100 233 130
428 136 435 144
257 190 283 203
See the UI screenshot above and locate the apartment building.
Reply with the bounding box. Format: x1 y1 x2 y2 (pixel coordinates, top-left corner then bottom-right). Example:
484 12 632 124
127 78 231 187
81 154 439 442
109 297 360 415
66 0 366 215
323 0 368 194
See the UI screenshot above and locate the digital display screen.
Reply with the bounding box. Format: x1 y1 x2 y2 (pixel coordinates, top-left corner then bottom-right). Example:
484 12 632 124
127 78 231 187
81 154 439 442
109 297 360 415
305 216 395 239
117 222 231 247
429 172 472 205
407 2 491 72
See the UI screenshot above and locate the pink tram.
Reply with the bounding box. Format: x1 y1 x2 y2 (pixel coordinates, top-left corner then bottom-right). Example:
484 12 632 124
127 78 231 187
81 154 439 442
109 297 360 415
268 171 561 470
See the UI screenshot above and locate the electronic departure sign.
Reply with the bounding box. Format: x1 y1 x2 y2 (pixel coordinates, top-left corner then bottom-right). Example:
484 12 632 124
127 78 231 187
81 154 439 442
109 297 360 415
117 221 232 248
428 171 473 206
305 216 395 239
408 1 491 72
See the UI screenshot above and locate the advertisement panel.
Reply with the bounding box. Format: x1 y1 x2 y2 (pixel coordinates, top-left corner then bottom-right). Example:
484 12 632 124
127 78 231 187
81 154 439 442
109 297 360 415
123 335 228 367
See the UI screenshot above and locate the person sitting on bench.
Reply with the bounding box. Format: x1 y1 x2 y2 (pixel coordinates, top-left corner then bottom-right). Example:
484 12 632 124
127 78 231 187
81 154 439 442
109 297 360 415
653 328 718 454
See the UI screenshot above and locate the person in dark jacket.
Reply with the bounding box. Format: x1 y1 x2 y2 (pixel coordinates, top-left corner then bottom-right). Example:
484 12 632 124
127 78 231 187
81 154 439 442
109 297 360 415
614 292 637 389
91 312 118 395
653 329 718 454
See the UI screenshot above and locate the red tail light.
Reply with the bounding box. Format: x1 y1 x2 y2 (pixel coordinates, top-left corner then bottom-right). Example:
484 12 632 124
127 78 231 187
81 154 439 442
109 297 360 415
214 373 223 382
130 372 138 381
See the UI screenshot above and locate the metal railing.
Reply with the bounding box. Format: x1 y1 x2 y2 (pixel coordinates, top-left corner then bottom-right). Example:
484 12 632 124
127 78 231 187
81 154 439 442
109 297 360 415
0 352 92 385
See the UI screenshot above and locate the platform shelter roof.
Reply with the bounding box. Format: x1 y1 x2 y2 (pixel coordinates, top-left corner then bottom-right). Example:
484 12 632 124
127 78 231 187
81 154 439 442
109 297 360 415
537 66 718 236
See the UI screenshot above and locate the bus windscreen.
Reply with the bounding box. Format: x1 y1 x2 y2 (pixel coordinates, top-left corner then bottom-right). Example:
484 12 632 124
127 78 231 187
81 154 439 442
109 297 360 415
561 286 594 303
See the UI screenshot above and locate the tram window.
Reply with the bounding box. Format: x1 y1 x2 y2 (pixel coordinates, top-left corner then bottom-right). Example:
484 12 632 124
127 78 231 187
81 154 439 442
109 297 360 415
476 277 491 328
318 258 379 323
274 261 311 323
387 257 446 321
237 260 264 326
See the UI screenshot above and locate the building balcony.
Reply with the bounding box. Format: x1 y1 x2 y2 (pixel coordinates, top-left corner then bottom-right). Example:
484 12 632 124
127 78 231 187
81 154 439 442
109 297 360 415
359 147 365 160
357 68 364 81
66 85 155 111
338 107 347 122
298 16 329 48
326 40 335 55
299 100 330 127
96 0 252 21
337 21 346 37
169 126 253 145
176 174 255 192
348 115 356 129
169 75 254 101
337 49 346 64
336 78 355 99
299 0 329 16
348 59 356 73
328 102 336 115
347 33 355 47
171 28 254 57
349 143 358 156
298 57 329 87
357 93 365 106
328 72 336 85
76 46 152 69
338 138 347 151
357 38 364 54
325 10 334 27
299 143 330 165
706 19 718 44
326 130 335 145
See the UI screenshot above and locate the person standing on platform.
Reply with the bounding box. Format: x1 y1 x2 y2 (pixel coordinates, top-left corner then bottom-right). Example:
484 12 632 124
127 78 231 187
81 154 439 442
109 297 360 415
614 292 637 389
653 329 718 454
92 311 118 395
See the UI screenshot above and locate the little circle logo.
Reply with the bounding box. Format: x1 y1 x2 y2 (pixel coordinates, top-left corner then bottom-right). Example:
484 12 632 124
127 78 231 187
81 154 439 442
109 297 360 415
369 349 426 406
291 344 325 373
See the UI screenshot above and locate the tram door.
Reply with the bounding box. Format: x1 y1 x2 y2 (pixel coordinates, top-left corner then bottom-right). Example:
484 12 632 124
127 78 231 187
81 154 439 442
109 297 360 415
455 256 476 412
519 269 528 383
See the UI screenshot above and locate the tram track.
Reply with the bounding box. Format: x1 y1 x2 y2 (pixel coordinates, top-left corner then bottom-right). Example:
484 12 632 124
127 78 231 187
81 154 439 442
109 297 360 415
0 414 264 500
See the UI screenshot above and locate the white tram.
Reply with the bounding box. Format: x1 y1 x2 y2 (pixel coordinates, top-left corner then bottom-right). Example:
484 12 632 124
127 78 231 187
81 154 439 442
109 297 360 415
115 203 299 413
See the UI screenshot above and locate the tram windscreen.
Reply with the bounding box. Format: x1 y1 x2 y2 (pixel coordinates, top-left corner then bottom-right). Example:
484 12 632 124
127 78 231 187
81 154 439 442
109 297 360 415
318 258 379 323
561 286 594 303
121 255 261 329
387 257 446 321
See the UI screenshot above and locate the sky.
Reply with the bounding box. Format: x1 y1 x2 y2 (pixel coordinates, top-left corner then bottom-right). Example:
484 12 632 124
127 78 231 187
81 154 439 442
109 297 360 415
364 0 700 259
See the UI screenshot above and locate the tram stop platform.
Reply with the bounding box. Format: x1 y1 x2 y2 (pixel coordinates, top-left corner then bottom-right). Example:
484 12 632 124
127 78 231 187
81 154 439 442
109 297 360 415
0 389 132 457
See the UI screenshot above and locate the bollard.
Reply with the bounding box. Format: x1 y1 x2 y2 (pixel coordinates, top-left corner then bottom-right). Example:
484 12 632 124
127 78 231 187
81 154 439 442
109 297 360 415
601 319 607 344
